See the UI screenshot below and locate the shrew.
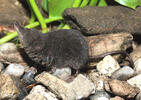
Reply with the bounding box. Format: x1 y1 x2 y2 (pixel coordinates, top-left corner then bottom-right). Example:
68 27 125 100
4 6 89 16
14 22 134 72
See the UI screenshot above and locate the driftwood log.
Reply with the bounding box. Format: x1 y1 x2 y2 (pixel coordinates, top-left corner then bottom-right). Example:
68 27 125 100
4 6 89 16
86 32 133 66
86 32 133 57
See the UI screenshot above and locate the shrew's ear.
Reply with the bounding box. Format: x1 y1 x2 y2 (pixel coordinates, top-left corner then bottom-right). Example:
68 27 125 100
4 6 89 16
14 21 22 32
14 21 25 40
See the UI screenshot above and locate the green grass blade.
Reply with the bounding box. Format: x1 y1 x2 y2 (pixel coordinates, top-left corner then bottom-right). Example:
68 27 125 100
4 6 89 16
62 24 71 29
89 0 98 6
97 0 107 6
80 0 89 7
29 11 36 24
29 0 47 33
73 0 82 7
41 0 48 12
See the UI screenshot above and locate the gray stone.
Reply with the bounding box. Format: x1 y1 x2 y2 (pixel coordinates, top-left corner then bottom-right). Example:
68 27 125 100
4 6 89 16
111 66 134 80
136 92 141 100
0 62 4 72
0 73 19 99
35 72 77 100
24 85 58 100
127 74 141 90
0 43 29 70
22 67 37 84
5 63 25 77
0 42 17 51
97 55 120 76
134 58 141 73
90 91 110 100
53 67 71 81
69 74 95 99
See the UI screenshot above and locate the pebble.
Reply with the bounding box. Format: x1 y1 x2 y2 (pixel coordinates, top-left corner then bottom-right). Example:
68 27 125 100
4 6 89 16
5 63 25 77
0 43 29 70
130 45 141 62
69 74 95 99
0 62 4 72
110 96 124 100
134 58 141 73
111 66 134 80
135 92 141 100
88 70 109 91
53 67 71 81
105 79 139 98
0 73 19 99
35 72 77 100
97 55 120 76
90 90 110 100
0 42 17 52
22 67 37 85
24 92 47 100
96 80 105 91
127 74 141 90
24 85 58 100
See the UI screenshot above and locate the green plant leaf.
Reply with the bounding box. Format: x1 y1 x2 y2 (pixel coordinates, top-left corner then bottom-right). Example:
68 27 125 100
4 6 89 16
72 0 82 7
80 0 89 7
115 0 141 9
97 0 107 6
89 0 98 6
41 0 48 12
48 0 74 18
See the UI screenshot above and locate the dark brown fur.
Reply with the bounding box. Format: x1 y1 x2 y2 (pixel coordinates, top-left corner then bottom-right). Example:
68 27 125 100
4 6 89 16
14 22 88 70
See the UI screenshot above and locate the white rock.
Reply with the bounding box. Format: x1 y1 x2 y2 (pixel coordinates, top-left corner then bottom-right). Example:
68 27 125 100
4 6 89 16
53 67 71 80
24 85 58 100
92 97 109 100
90 91 110 100
97 55 120 76
97 80 104 91
127 74 141 90
134 58 141 73
5 63 25 77
88 70 109 91
24 93 47 100
111 66 134 80
110 96 124 100
0 43 17 52
69 74 95 99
